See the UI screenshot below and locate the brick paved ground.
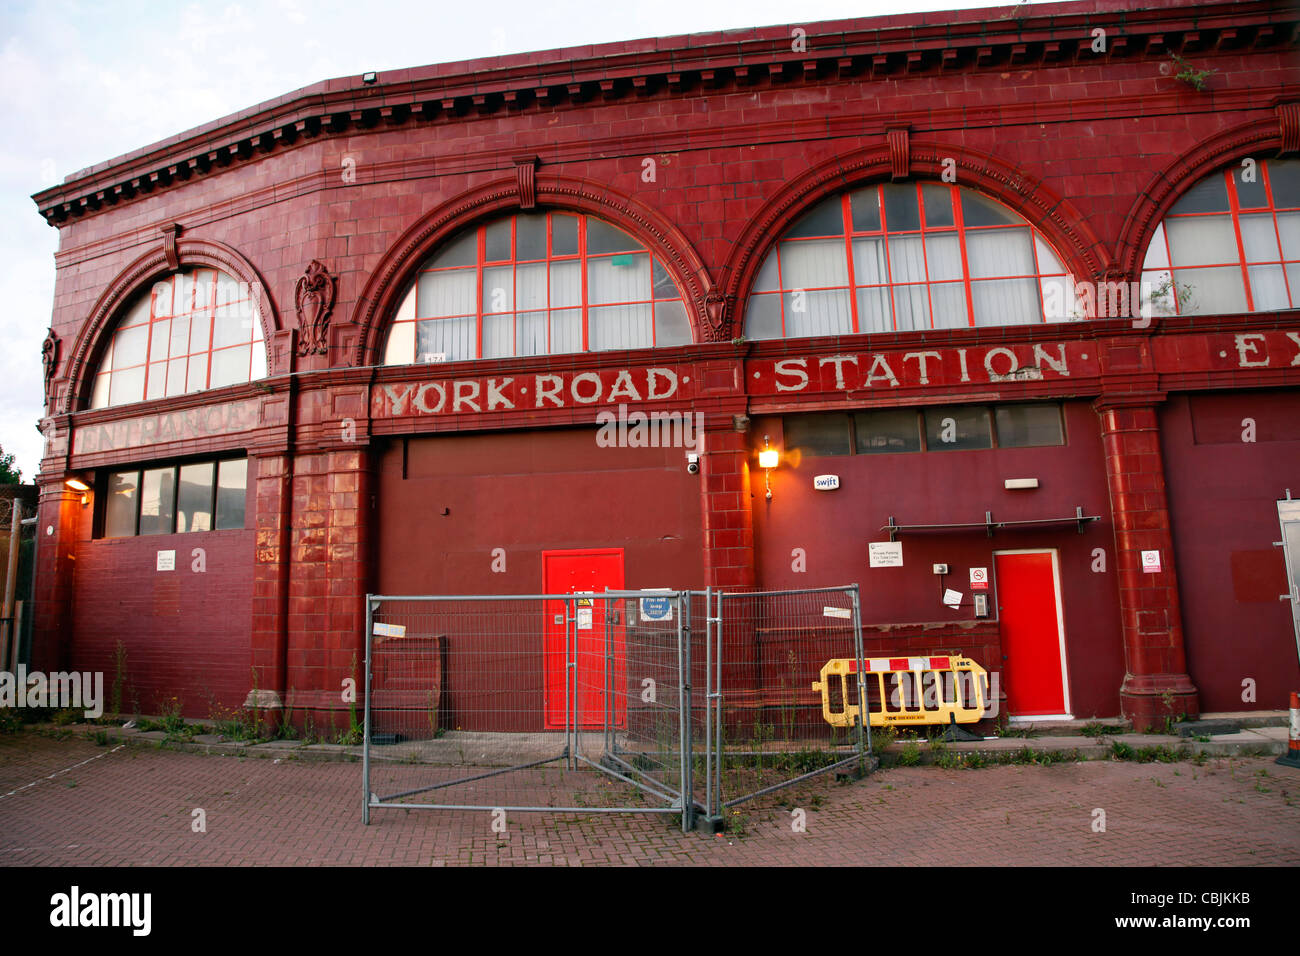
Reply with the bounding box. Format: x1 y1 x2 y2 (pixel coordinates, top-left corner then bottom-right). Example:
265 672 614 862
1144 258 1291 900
2 733 1297 866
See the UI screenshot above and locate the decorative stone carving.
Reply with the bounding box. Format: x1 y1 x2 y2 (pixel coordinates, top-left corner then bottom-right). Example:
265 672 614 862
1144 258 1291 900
295 260 336 356
887 127 910 181
160 223 182 270
41 328 59 405
704 290 730 341
513 155 539 209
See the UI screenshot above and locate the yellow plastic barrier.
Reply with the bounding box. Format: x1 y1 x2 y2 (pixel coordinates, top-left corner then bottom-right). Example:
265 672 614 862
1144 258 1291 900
811 655 989 728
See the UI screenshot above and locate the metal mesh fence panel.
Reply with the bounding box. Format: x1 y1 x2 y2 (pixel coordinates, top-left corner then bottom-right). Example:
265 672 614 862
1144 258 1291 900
361 585 870 832
363 593 698 830
704 585 870 821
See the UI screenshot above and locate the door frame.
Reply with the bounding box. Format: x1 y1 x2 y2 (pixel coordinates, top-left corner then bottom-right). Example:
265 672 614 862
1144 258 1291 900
1277 499 1300 667
541 547 626 730
993 547 1073 720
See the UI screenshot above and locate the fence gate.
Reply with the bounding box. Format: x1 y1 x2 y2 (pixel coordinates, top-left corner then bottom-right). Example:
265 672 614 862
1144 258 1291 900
701 585 871 828
362 585 871 832
363 592 701 832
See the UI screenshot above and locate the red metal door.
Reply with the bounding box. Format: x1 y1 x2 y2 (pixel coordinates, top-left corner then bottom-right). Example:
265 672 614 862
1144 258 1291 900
993 551 1069 716
542 549 625 729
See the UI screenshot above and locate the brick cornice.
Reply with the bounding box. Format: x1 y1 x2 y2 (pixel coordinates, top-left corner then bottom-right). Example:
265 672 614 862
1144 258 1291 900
31 0 1299 228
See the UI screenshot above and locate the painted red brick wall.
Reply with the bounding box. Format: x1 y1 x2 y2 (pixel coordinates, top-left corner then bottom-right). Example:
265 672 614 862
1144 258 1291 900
752 401 1125 717
71 530 255 719
1160 391 1300 710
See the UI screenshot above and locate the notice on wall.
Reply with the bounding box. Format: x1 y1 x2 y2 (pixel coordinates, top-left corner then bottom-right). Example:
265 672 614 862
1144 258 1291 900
576 608 593 630
869 541 903 568
640 590 674 622
1141 550 1162 574
372 622 407 639
942 588 963 609
969 567 989 591
156 550 175 572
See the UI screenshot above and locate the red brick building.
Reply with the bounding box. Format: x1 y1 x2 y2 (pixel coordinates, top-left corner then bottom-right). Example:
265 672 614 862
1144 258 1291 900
29 0 1300 732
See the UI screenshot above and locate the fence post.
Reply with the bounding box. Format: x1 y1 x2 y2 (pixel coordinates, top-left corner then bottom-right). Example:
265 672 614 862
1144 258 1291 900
1 499 21 674
565 597 576 770
679 590 693 832
604 594 614 758
362 595 374 825
712 590 724 823
851 585 870 762
707 587 717 827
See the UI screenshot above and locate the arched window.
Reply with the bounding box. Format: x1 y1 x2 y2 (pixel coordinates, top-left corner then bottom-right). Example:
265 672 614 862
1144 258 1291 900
90 268 266 408
382 210 692 364
744 182 1080 338
1140 159 1300 316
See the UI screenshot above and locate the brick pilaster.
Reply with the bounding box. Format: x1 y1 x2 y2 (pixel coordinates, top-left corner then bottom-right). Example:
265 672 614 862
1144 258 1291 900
29 482 80 673
283 447 370 732
250 453 291 716
700 421 756 589
1095 397 1198 729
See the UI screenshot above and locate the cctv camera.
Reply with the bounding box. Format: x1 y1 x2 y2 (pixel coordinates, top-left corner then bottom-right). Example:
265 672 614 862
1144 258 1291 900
686 453 700 475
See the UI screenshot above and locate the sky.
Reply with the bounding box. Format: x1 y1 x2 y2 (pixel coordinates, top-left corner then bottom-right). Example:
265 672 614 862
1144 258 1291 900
0 0 1008 480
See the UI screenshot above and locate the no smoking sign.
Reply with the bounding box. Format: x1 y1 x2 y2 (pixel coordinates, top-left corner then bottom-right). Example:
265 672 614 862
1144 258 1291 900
969 567 988 591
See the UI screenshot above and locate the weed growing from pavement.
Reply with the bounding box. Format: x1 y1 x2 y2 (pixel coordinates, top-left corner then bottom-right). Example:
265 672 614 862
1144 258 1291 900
1079 721 1118 738
996 720 1040 739
1109 741 1188 763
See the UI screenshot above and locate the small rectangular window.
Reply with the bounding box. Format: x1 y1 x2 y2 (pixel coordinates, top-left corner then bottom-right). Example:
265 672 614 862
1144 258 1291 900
178 462 215 532
551 214 579 256
484 219 512 262
105 471 139 538
97 457 247 538
515 213 548 260
924 406 992 451
996 404 1065 447
854 409 922 454
215 459 249 530
783 413 851 457
139 467 176 535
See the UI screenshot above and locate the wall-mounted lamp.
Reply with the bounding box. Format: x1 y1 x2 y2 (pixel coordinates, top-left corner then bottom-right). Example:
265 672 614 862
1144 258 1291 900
65 476 90 507
759 435 780 500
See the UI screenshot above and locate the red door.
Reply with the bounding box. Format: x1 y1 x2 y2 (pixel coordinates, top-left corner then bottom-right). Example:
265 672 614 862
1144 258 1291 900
993 551 1069 717
542 549 625 729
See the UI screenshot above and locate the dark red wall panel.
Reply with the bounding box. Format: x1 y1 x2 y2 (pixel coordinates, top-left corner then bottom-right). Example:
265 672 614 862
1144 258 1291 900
71 529 255 719
752 402 1125 718
1160 391 1300 711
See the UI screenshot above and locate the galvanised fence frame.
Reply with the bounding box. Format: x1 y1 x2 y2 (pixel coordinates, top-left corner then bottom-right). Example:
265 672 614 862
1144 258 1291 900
362 585 871 833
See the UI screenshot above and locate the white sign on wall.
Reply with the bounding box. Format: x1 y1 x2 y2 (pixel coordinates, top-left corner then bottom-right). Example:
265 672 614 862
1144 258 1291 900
869 541 903 568
156 550 176 572
640 589 674 622
1141 550 1162 574
943 589 963 608
969 567 989 591
813 474 840 491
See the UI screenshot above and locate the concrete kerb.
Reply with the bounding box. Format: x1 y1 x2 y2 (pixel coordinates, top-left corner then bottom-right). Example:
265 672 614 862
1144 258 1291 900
15 717 1292 766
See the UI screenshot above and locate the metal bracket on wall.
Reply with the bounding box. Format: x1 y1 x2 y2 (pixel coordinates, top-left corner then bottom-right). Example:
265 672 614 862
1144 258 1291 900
882 506 1101 542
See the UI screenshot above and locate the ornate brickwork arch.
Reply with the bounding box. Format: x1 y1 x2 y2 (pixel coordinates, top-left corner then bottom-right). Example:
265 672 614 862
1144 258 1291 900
62 234 280 414
352 174 716 366
1115 113 1290 281
719 140 1108 340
